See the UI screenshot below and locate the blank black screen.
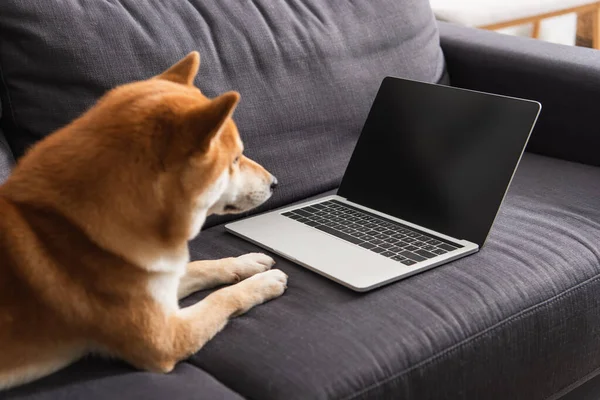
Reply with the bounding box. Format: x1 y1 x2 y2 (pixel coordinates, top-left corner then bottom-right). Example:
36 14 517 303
338 77 540 247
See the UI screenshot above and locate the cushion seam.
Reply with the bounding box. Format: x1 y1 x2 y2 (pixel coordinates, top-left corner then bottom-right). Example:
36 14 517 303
182 359 265 400
342 270 600 400
544 363 600 400
179 360 247 400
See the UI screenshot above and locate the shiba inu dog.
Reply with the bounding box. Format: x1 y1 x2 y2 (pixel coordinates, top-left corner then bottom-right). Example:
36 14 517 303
0 51 287 390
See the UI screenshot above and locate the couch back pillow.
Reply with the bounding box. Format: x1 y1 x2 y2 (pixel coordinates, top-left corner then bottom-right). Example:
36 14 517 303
0 0 446 226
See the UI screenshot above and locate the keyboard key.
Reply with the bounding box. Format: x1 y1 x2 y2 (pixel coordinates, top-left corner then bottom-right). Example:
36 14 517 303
392 233 406 239
370 239 384 245
341 228 355 234
371 247 386 254
297 218 310 223
379 243 393 249
293 209 311 217
389 246 404 253
422 245 437 251
415 249 437 259
374 233 388 240
391 255 407 262
382 230 396 235
314 225 363 244
427 239 442 245
401 259 417 266
432 248 447 255
399 251 426 262
403 237 416 243
416 235 431 241
381 251 396 257
359 242 377 250
405 245 419 252
305 220 320 227
383 237 398 244
438 243 459 251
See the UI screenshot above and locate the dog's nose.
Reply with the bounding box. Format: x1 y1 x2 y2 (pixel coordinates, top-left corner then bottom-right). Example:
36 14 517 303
270 176 279 192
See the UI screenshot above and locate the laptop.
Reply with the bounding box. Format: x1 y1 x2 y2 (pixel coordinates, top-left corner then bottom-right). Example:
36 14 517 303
225 76 541 292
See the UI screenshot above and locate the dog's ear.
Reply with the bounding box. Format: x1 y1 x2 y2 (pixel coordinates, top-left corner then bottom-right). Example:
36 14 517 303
189 91 240 151
155 51 200 85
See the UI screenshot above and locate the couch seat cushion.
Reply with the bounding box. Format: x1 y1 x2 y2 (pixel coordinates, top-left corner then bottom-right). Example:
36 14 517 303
182 153 600 400
2 359 242 400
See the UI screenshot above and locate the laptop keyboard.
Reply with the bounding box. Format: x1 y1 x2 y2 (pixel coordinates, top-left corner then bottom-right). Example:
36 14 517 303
281 200 462 266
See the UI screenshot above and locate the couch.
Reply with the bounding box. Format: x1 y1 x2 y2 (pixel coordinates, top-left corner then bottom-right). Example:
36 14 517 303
1 1 599 399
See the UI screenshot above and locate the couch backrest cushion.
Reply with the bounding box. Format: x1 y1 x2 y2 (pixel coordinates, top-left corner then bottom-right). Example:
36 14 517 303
0 0 446 225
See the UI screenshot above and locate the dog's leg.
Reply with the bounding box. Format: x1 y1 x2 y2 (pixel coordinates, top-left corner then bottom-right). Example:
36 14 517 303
178 253 275 299
0 343 86 390
114 269 287 373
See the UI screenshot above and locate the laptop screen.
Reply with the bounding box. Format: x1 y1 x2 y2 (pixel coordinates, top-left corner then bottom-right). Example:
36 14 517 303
338 77 541 247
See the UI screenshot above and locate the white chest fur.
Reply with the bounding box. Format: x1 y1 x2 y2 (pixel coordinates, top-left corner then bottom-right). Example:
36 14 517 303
147 253 188 314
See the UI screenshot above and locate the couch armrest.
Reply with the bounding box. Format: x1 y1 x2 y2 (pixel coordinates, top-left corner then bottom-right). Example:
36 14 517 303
438 21 600 167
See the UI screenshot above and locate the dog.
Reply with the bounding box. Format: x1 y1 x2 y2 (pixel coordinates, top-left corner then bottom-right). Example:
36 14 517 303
0 51 287 390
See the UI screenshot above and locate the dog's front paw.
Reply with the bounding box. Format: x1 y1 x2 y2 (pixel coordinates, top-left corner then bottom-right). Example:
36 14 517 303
245 269 288 297
231 269 288 316
229 253 275 281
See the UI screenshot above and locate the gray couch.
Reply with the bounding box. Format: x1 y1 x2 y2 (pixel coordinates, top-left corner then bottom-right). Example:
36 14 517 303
1 1 600 399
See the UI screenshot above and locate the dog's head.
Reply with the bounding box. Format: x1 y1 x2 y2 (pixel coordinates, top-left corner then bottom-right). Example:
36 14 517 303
5 52 277 248
142 52 278 238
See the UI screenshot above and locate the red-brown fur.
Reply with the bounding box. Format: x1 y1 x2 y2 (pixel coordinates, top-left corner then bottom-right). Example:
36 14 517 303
0 52 287 389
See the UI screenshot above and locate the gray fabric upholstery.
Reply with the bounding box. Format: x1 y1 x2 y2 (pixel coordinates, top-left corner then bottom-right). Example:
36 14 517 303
0 128 13 184
2 359 243 400
2 2 599 400
439 21 600 168
0 0 445 231
182 153 600 400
